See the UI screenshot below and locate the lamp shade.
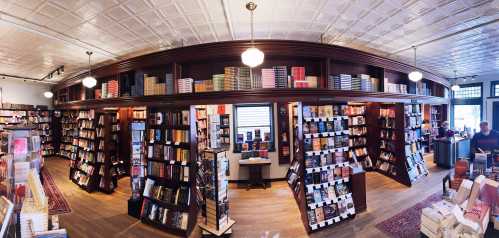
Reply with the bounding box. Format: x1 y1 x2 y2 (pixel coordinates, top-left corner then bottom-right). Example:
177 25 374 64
241 47 264 68
451 84 460 91
43 91 53 98
82 76 97 88
408 71 423 82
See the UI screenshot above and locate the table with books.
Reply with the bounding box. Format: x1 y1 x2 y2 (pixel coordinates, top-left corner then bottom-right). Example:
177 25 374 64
239 157 271 190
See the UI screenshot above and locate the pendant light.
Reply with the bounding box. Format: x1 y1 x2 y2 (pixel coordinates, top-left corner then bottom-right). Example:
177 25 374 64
43 91 53 98
82 51 97 88
451 70 460 91
241 2 264 68
408 46 423 82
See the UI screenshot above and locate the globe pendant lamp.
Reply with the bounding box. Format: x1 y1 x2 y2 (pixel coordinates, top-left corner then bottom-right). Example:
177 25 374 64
408 46 423 82
82 51 97 88
241 2 264 68
43 91 53 98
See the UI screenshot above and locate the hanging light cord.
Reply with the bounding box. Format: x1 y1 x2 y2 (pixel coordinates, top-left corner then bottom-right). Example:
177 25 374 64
87 51 93 76
246 2 257 46
250 8 254 44
412 46 417 68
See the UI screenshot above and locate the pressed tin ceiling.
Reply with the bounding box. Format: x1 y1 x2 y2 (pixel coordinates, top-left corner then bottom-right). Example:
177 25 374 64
0 0 498 83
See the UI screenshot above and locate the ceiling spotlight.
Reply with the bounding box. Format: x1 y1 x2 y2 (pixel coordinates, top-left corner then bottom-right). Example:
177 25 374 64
408 46 423 82
43 91 53 98
82 51 97 88
241 2 264 68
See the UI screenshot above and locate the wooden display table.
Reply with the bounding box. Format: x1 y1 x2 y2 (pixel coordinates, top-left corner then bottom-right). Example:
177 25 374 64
238 158 271 190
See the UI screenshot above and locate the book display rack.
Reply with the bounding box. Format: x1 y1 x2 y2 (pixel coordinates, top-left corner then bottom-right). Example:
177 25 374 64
139 106 197 237
0 109 27 128
28 110 54 157
70 110 100 192
59 111 78 160
288 102 357 233
199 149 234 235
219 114 230 150
374 103 429 186
404 104 429 183
346 104 372 170
129 108 147 218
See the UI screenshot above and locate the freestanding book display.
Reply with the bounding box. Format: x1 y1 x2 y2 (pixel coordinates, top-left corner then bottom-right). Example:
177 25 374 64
199 149 235 236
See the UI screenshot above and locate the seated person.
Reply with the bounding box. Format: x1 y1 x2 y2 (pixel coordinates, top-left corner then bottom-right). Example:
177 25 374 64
438 121 450 138
470 121 499 161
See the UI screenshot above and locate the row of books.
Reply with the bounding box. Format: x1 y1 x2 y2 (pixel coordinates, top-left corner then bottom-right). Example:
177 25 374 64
79 130 96 139
140 199 189 230
146 161 190 181
78 110 95 119
307 195 355 227
306 183 350 205
304 136 349 152
99 80 119 98
143 178 191 206
304 152 348 168
303 105 348 118
384 80 408 94
147 145 190 162
147 129 190 144
144 75 166 96
303 120 348 134
305 166 350 185
148 111 190 127
79 120 94 129
327 74 379 92
349 127 367 136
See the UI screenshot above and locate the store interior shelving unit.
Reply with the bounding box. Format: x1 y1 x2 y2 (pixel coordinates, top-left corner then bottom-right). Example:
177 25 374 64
346 104 372 170
287 102 357 233
277 102 291 164
0 109 27 130
70 109 100 192
139 106 198 237
129 107 147 218
97 111 122 193
59 110 78 160
219 114 230 150
28 110 54 157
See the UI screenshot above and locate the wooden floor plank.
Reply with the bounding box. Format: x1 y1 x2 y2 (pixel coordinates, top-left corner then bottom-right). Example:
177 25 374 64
45 154 448 238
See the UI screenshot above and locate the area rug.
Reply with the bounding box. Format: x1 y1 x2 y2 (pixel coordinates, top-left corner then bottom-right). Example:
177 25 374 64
375 192 442 238
42 169 72 215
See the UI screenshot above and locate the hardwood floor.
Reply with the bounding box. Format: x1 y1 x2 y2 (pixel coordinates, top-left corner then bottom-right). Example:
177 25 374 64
45 155 449 238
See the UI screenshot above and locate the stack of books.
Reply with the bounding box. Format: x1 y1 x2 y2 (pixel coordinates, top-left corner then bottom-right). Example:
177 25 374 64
251 74 262 89
108 80 119 98
358 74 372 91
351 77 361 90
212 74 224 91
236 67 251 90
261 68 275 88
144 75 166 96
178 78 193 93
224 67 237 91
339 74 352 90
291 67 305 82
194 80 213 93
273 66 288 88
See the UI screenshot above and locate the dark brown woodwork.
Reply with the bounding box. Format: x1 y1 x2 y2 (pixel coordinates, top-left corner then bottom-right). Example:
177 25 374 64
276 102 290 164
53 40 448 91
351 171 367 213
54 88 449 110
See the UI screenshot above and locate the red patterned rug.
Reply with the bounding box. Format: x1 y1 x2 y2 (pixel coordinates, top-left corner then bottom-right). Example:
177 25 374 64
375 192 442 238
42 169 72 215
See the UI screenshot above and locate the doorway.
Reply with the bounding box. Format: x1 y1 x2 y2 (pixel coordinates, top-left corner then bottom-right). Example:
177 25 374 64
493 101 499 131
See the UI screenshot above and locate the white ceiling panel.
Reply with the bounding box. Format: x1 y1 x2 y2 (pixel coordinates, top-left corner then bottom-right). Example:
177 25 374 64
0 0 498 83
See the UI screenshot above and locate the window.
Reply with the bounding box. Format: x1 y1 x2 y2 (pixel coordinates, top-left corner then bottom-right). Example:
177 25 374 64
451 83 482 132
453 85 481 99
453 105 481 132
492 81 499 97
233 104 274 152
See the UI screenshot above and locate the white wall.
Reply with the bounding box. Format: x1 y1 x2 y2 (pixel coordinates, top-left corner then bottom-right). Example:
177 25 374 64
0 78 52 107
203 103 290 181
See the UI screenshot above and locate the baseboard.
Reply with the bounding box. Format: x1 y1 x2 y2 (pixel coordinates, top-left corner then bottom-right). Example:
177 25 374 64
228 178 286 183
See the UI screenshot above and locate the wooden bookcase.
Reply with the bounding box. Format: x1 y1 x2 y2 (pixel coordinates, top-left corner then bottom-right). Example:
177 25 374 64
70 109 100 192
347 103 372 170
59 110 78 160
277 102 291 164
96 111 121 193
219 114 230 150
139 106 198 237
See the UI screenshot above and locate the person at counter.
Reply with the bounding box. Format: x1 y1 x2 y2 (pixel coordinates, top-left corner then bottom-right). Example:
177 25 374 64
438 121 451 138
470 121 499 156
